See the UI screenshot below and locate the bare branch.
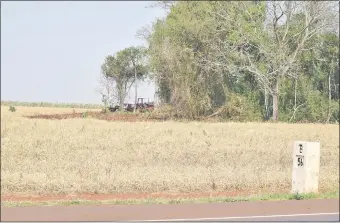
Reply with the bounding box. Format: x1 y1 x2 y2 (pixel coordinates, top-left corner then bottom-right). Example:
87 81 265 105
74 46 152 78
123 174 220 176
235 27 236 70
289 103 306 122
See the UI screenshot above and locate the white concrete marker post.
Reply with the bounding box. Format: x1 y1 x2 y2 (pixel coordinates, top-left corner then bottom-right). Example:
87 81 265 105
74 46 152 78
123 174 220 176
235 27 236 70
291 141 320 194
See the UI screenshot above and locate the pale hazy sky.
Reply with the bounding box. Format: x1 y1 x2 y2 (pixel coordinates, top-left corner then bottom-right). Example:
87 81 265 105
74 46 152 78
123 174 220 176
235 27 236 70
1 1 165 104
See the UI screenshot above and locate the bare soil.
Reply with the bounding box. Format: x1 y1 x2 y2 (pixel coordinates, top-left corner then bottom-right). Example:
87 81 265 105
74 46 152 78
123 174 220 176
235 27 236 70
1 190 269 202
25 111 166 122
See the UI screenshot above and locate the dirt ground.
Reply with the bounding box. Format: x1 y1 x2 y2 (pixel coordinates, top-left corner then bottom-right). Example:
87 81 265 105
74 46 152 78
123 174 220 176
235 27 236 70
25 111 166 122
1 190 265 202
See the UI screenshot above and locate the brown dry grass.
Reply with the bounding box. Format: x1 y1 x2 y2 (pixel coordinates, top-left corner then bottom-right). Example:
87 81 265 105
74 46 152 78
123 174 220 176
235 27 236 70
1 105 339 196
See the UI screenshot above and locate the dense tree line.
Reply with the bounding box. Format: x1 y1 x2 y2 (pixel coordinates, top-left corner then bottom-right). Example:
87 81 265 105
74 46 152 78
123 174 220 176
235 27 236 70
102 1 339 123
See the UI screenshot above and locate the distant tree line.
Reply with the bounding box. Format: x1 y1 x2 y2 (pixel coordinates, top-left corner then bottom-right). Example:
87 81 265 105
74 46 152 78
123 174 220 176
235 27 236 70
101 1 339 123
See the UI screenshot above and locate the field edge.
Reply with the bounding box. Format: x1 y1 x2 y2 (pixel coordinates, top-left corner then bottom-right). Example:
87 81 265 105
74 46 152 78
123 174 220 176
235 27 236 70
2 191 339 208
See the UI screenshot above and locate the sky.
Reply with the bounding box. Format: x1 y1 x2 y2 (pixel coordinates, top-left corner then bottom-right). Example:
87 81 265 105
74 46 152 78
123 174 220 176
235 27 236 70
1 1 165 104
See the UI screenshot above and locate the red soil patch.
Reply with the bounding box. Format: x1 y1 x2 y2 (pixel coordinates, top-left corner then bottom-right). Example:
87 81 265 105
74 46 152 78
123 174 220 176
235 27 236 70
25 112 167 122
1 190 274 202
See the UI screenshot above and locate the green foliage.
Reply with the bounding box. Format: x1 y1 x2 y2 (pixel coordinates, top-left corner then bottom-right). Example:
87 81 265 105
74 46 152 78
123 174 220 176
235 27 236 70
101 46 148 108
218 93 263 122
140 1 339 123
290 192 305 200
147 1 267 119
101 107 109 114
278 76 339 123
303 91 338 123
82 111 88 118
9 106 16 112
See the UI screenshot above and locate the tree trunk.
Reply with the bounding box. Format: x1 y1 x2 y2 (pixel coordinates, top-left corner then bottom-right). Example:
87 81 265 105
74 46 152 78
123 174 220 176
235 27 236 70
114 78 124 111
329 73 332 101
294 78 297 110
327 73 332 123
117 83 125 111
272 79 279 121
133 61 138 113
264 88 269 120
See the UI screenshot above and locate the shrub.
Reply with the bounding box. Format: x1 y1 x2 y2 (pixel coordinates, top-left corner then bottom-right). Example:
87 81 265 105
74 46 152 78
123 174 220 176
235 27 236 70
9 106 16 112
82 111 88 118
217 93 263 122
101 107 109 114
293 90 338 123
151 104 173 120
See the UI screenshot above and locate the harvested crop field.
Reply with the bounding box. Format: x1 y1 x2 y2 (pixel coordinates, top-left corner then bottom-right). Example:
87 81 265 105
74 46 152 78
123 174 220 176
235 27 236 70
1 106 339 199
3 106 101 116
25 111 165 122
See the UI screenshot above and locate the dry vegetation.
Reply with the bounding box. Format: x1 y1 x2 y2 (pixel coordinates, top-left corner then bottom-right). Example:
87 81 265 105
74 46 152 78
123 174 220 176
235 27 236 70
4 106 101 116
1 105 339 197
1 100 102 109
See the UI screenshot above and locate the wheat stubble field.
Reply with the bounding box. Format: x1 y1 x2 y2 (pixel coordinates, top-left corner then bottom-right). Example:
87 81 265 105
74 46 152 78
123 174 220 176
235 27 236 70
1 105 339 199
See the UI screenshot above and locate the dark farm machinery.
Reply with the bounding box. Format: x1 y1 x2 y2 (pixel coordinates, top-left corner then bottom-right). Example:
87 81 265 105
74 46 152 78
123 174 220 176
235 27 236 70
135 98 154 113
107 98 154 113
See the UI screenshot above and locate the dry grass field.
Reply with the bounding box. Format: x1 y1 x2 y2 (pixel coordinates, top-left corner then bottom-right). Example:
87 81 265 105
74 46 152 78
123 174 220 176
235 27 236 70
3 106 101 115
1 105 339 197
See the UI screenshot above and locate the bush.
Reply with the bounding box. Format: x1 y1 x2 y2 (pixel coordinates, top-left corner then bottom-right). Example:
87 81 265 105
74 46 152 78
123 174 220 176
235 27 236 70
329 100 339 123
151 104 173 120
82 111 88 118
216 93 263 122
291 90 339 123
101 107 109 114
9 106 16 112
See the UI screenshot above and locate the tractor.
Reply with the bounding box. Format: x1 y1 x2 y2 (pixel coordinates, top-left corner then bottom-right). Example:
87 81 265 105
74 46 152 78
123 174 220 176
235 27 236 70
135 98 154 113
107 98 154 113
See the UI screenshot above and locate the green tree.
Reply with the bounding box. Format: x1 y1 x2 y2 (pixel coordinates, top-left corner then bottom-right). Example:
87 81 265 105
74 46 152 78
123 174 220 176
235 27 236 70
101 46 148 110
125 46 149 112
294 32 339 123
139 1 339 123
145 1 264 118
204 1 338 121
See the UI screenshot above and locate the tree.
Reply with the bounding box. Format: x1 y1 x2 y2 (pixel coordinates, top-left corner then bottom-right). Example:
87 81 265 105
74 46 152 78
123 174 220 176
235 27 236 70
147 1 176 11
100 46 148 110
99 71 116 109
203 1 339 121
146 1 267 118
296 32 339 122
125 46 149 112
145 2 232 118
139 1 339 122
